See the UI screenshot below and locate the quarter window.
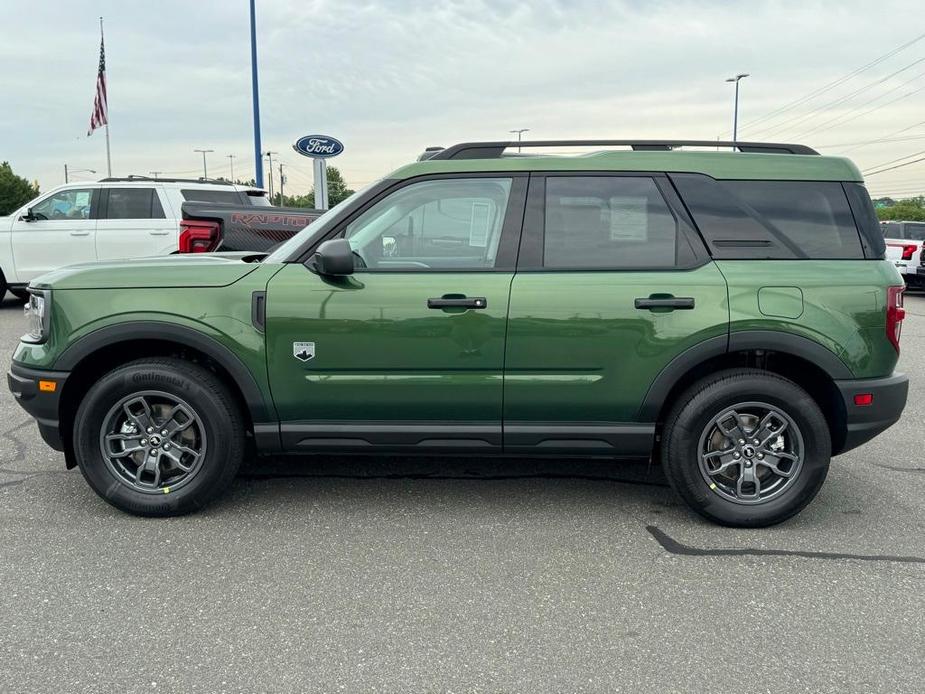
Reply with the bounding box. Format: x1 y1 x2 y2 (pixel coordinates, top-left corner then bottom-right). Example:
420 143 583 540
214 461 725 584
543 176 678 268
105 188 166 219
30 189 95 221
343 178 512 270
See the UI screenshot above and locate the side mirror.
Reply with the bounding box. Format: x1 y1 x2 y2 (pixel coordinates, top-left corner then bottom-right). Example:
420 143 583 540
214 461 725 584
21 208 36 222
309 238 355 276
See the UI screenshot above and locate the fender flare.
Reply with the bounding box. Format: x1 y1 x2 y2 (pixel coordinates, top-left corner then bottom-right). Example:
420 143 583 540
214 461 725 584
55 321 274 423
638 330 852 421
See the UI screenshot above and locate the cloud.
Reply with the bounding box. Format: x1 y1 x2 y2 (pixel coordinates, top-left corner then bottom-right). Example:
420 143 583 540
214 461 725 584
2 0 924 196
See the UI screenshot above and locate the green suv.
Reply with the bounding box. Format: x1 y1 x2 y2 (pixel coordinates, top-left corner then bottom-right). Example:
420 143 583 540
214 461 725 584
8 140 909 526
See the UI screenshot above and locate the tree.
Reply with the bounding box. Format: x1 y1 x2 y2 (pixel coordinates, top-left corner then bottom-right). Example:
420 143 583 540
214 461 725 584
271 166 354 208
0 162 39 216
876 196 925 222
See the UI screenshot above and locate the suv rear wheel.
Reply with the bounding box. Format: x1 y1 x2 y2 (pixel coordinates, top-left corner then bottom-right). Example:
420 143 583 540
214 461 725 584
73 358 245 516
662 369 830 527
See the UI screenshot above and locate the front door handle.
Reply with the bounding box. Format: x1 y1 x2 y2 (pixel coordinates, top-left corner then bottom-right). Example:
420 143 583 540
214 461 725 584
427 296 488 310
69 231 91 236
149 230 170 236
634 296 695 310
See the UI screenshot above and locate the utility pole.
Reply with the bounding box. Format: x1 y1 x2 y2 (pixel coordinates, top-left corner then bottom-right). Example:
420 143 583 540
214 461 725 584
194 149 214 178
278 162 285 204
509 128 530 153
64 163 67 183
249 0 263 187
227 154 236 182
149 171 163 179
265 151 277 199
725 74 749 143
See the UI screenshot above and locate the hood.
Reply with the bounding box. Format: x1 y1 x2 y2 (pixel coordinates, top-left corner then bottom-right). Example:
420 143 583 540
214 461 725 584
31 253 266 290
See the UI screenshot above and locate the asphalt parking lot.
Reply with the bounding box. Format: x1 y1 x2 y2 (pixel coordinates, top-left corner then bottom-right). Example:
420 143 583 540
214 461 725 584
1 293 923 693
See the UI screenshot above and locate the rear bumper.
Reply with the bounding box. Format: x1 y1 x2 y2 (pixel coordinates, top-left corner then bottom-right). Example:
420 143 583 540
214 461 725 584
834 372 908 454
7 362 69 451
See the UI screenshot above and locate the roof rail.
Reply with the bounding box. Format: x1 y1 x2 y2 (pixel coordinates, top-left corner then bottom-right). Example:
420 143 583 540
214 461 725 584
97 175 237 185
425 140 819 160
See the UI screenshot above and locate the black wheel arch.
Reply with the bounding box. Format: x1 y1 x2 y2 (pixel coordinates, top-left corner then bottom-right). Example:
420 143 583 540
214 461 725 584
640 330 852 452
54 322 280 458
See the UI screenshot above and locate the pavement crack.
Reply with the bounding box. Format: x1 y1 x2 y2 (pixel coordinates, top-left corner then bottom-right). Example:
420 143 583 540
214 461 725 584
646 525 925 565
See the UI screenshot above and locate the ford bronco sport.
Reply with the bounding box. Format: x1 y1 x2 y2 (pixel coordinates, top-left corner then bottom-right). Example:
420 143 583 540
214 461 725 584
7 140 908 526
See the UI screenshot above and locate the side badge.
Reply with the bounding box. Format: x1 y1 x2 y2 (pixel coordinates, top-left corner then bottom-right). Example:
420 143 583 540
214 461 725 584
293 342 315 362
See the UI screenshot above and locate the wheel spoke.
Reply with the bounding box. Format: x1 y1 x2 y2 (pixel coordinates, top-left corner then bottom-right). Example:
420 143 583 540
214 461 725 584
162 446 194 472
134 451 161 488
123 396 155 433
104 433 144 458
758 453 797 477
715 410 748 443
736 463 761 500
161 404 195 437
755 411 789 447
703 448 739 476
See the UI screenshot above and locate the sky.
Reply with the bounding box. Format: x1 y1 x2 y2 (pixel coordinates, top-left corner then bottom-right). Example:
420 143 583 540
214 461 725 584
2 0 925 200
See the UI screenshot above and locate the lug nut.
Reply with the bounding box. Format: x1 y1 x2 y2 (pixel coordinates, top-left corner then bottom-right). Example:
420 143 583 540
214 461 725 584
757 453 764 459
753 439 760 445
733 452 741 459
147 427 153 434
161 430 168 436
141 439 147 445
163 443 170 450
738 439 745 445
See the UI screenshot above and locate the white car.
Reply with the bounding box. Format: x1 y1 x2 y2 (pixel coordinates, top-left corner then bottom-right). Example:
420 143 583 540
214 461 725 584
882 221 925 289
0 177 270 299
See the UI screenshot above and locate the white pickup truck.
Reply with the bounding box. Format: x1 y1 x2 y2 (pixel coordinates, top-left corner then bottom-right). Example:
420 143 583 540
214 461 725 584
882 221 925 289
0 176 270 300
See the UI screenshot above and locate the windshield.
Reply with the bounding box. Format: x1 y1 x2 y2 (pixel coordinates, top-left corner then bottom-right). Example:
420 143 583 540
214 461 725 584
263 182 380 263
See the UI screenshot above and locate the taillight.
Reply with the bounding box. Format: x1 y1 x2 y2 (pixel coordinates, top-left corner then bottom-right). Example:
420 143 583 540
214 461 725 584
900 244 918 261
886 285 906 353
178 220 221 253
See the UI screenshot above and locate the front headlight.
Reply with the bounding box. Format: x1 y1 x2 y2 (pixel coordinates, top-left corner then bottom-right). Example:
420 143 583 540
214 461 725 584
22 289 50 344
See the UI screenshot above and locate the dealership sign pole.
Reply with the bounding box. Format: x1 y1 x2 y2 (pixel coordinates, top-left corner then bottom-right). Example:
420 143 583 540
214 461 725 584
292 135 344 210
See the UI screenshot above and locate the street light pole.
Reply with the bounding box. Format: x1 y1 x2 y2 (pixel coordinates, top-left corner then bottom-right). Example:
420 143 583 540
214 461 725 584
509 128 530 153
725 73 749 143
249 0 263 187
64 165 96 183
194 149 214 178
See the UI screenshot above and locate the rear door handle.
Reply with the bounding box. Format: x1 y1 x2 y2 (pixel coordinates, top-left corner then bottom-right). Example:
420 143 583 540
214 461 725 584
427 296 488 310
69 231 90 236
634 297 695 310
149 230 170 236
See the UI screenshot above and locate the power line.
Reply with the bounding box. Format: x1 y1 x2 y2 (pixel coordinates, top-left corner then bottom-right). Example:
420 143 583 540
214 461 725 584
862 148 925 174
732 32 925 134
864 155 925 176
793 69 925 138
796 83 925 140
750 56 925 138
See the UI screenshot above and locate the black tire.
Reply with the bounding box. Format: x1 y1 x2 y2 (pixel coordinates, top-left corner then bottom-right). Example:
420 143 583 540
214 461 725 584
661 368 830 528
8 287 29 301
73 358 245 516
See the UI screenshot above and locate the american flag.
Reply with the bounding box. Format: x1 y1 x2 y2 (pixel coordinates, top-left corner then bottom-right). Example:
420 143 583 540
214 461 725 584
87 34 107 136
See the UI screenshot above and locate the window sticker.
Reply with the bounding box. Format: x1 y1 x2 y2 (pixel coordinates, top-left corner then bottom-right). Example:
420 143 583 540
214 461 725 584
609 196 648 240
469 202 491 247
74 192 91 207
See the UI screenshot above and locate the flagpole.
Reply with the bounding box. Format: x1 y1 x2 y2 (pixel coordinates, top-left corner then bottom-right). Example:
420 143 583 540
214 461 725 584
100 17 112 177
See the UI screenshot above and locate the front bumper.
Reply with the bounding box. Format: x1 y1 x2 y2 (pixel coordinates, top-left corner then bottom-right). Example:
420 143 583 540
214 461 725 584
7 362 69 452
834 372 908 454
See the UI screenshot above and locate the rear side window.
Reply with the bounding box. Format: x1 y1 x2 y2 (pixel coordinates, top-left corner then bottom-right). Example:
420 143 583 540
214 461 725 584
105 188 165 220
894 223 925 241
672 175 864 259
181 189 244 205
543 176 679 268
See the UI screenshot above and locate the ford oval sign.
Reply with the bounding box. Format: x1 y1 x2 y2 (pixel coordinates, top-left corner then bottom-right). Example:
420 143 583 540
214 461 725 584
293 135 344 159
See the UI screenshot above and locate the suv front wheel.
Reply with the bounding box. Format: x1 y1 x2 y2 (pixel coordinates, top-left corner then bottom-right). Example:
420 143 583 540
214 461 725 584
73 358 245 516
662 369 831 527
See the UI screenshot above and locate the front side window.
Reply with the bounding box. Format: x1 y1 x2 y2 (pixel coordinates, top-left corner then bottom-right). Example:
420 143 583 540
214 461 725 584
30 189 95 221
543 176 678 268
105 188 165 219
343 178 512 270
